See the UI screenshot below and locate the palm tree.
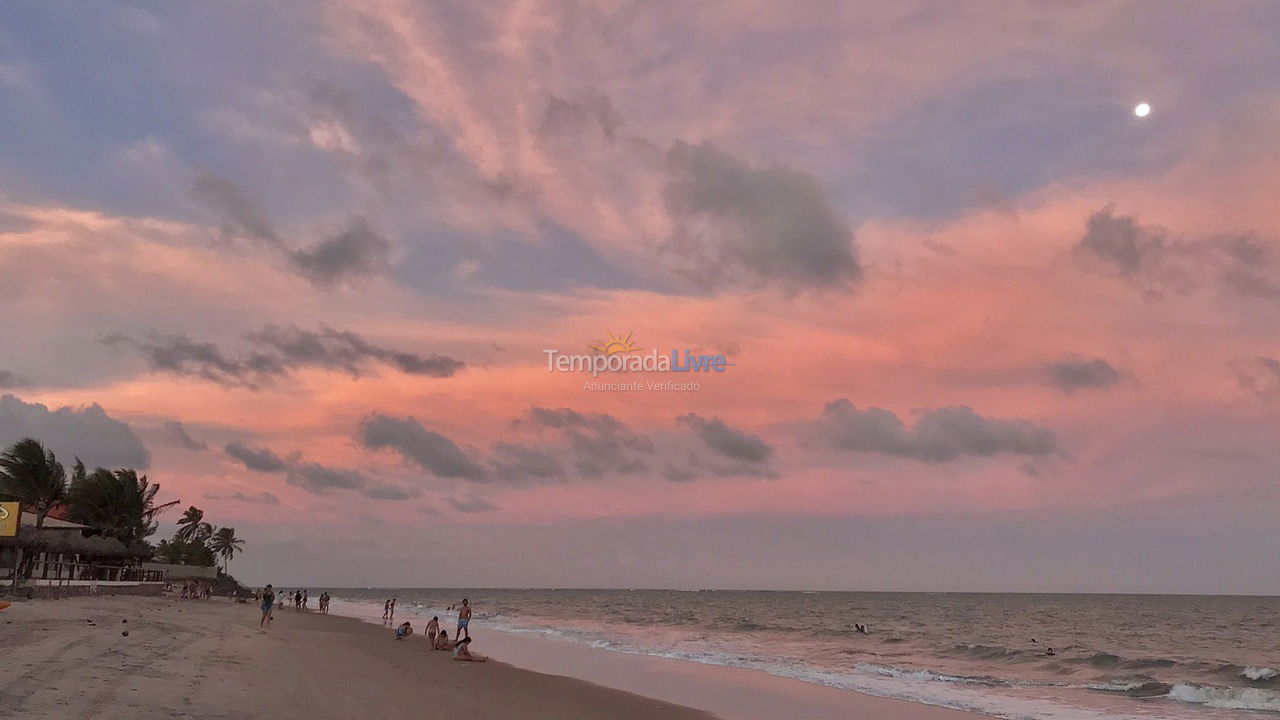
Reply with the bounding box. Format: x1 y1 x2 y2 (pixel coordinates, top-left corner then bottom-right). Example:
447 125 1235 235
0 438 67 528
67 468 178 544
210 526 245 573
175 506 212 542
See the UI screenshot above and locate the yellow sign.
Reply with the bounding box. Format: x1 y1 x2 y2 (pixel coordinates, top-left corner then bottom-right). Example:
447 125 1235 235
0 502 18 537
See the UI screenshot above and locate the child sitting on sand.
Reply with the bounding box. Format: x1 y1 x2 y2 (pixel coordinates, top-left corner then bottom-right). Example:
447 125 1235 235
394 622 413 640
451 636 487 662
434 629 450 650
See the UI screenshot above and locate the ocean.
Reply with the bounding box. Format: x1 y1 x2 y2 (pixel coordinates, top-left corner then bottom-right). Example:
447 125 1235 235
310 589 1280 719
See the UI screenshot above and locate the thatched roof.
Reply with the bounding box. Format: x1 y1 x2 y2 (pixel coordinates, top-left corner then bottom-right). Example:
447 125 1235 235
1 525 135 558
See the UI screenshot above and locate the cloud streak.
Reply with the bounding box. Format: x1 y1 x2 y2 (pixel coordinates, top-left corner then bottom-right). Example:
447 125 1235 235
811 399 1057 463
1044 356 1125 394
161 420 207 450
223 439 419 501
1075 205 1280 303
192 173 391 287
102 325 464 388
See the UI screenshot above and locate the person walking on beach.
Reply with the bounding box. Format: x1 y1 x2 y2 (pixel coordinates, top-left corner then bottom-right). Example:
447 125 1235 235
303 590 309 610
294 591 302 611
426 616 440 647
383 599 391 621
389 597 397 620
457 598 471 640
259 584 275 629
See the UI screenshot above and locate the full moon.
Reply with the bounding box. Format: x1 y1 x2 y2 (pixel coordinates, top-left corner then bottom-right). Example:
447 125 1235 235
1134 102 1151 118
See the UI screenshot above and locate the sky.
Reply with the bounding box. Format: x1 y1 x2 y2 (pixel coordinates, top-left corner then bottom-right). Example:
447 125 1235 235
2 1 1279 593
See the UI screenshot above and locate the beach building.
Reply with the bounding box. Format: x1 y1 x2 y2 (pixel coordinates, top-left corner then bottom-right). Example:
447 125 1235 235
1 509 163 596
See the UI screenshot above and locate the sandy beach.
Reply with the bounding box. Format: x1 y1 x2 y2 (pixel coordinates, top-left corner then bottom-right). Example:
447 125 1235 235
0 595 991 720
0 595 714 720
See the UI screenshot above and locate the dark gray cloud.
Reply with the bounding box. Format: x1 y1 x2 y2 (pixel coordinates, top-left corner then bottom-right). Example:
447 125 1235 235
100 332 277 387
520 406 653 478
248 325 463 378
676 413 772 463
812 399 1057 463
289 217 391 287
0 393 150 469
224 441 289 472
287 461 367 494
102 325 463 388
192 173 282 246
489 441 566 482
445 492 498 513
1075 206 1280 302
539 93 622 141
0 370 28 389
223 438 416 501
359 483 422 501
1231 356 1280 400
663 141 861 291
1076 204 1163 276
661 463 698 483
357 414 486 479
202 490 280 506
1044 356 1125 394
192 173 390 287
160 420 207 450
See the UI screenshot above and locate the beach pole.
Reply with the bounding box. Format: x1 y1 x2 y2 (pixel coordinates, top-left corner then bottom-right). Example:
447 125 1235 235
10 548 23 592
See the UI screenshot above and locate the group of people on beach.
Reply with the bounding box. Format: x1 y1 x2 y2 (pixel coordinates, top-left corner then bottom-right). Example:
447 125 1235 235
254 585 332 628
175 580 212 599
391 598 486 661
255 587 482 663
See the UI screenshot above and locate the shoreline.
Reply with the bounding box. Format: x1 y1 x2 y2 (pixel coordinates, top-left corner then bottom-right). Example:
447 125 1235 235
324 596 989 720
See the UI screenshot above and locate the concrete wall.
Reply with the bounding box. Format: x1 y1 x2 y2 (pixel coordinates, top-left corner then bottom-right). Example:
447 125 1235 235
20 582 165 599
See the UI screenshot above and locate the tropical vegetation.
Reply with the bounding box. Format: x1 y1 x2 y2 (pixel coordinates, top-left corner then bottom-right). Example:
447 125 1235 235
0 438 67 528
0 436 247 573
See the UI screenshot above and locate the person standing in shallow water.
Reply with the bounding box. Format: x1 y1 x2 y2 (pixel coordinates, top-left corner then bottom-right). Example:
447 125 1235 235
457 598 472 640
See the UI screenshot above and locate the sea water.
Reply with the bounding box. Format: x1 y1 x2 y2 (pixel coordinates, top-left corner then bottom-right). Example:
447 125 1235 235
313 589 1280 719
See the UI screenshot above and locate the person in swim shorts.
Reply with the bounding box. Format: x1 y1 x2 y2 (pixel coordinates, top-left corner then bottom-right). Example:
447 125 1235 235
457 598 471 640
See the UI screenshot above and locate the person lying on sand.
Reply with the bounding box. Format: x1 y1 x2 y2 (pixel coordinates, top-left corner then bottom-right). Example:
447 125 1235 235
451 636 487 662
394 622 413 640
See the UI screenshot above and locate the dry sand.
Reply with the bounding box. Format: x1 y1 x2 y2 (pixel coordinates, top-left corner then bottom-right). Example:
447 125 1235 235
0 595 715 720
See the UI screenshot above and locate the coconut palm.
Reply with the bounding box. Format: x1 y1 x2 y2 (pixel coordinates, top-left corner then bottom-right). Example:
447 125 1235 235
175 505 212 542
0 438 67 528
210 526 245 573
67 468 177 545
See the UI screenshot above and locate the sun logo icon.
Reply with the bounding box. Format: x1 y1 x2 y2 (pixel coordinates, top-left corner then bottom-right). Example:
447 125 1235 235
589 330 640 356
